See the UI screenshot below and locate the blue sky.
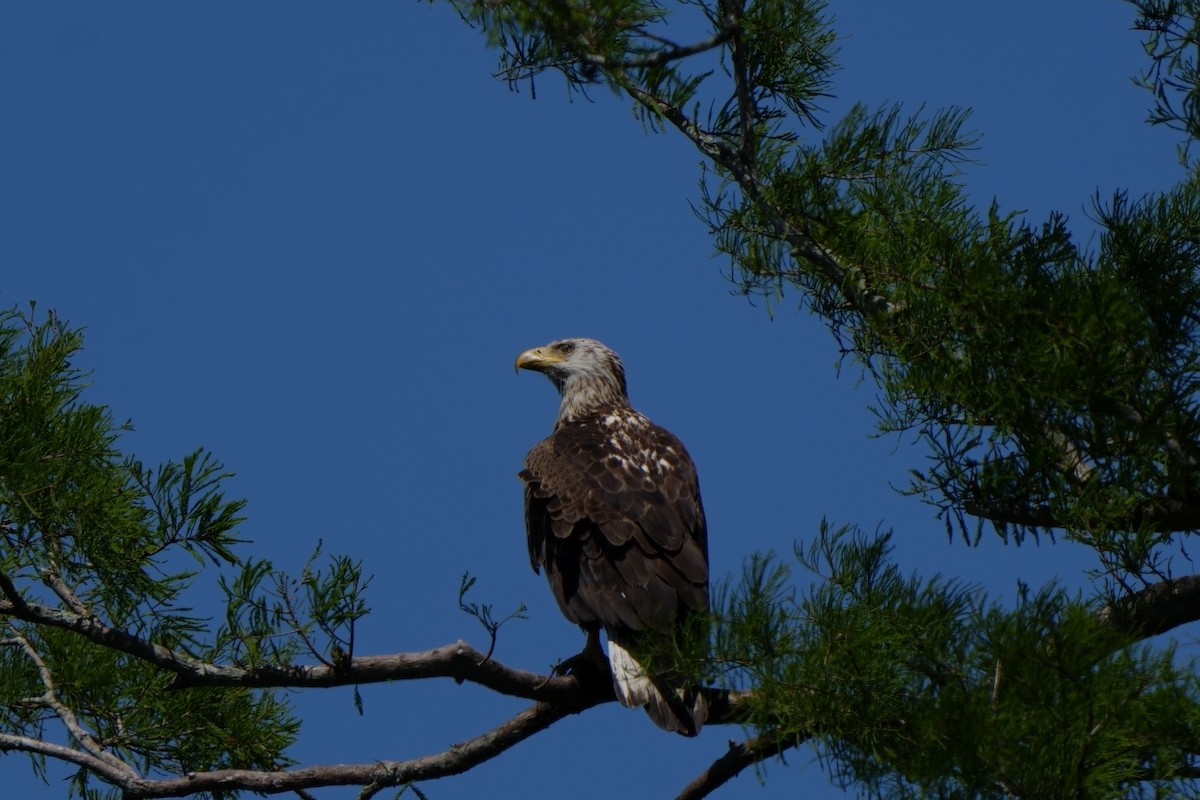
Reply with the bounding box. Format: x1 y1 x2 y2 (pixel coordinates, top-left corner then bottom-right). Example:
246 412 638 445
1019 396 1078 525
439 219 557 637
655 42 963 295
0 2 1185 798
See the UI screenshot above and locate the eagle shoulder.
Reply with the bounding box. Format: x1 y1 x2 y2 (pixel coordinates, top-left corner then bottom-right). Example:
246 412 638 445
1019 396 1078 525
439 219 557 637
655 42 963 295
519 407 708 631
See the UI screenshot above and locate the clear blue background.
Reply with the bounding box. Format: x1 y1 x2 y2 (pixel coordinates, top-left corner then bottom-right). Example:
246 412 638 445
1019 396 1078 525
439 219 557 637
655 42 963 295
0 2 1184 798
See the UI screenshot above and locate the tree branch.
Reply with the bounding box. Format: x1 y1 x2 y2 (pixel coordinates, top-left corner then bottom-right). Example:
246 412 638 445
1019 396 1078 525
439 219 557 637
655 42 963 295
0 687 608 799
170 641 587 703
0 580 761 799
0 567 756 718
0 571 225 679
119 675 612 798
1097 573 1200 640
725 0 757 172
3 628 138 778
577 29 733 70
0 732 133 782
675 733 808 800
619 75 897 319
962 495 1200 534
0 582 592 701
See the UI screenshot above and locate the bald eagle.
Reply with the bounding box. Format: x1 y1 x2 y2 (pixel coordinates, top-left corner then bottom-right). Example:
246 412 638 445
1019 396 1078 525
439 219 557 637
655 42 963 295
515 337 708 735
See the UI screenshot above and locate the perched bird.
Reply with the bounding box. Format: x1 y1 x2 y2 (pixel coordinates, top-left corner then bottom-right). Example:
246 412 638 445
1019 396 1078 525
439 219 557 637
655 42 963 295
515 337 709 735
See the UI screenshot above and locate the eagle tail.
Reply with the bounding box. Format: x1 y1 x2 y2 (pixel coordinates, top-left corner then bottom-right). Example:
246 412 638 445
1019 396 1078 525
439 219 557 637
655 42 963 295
607 638 707 737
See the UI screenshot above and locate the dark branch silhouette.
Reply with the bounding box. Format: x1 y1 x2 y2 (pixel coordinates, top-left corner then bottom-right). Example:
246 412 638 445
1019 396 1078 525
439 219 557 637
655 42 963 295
119 694 608 798
676 734 810 800
1097 573 1200 640
0 624 762 799
964 496 1200 534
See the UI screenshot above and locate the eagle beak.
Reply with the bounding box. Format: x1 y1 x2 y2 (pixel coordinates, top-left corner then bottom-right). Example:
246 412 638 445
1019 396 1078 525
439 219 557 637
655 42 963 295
515 346 563 374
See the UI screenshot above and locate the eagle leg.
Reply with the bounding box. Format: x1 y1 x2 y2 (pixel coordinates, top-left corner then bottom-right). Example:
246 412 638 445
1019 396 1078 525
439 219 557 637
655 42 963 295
550 627 609 679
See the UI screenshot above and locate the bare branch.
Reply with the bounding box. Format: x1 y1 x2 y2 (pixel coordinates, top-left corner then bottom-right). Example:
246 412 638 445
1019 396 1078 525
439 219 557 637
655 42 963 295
0 702 589 799
170 641 588 702
0 583 592 701
0 571 755 717
1097 574 1200 640
120 682 612 798
41 536 93 618
675 733 808 800
0 732 135 783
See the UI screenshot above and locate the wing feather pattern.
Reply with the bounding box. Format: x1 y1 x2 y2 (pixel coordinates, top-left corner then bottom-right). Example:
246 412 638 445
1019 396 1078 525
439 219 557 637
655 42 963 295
521 410 707 635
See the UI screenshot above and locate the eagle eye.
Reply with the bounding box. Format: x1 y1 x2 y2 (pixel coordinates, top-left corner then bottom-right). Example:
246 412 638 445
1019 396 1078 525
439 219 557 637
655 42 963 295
557 342 576 355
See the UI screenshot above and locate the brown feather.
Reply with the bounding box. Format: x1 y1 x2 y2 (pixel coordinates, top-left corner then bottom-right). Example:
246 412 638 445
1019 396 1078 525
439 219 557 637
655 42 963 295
522 411 707 632
518 338 709 736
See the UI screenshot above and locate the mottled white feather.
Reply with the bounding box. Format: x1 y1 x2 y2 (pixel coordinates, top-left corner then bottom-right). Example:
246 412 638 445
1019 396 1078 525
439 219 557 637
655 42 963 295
607 638 654 708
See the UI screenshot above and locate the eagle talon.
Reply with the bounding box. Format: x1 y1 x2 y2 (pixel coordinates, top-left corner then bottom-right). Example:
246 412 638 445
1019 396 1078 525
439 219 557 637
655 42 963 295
543 629 610 686
534 648 605 691
554 650 608 679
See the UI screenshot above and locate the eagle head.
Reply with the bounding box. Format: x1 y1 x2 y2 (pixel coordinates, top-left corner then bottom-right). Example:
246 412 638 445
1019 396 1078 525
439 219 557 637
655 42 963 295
515 338 629 423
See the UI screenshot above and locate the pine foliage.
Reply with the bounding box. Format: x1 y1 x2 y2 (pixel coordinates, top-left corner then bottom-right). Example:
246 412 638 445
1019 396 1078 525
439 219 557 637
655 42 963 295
0 307 369 798
10 1 1200 797
443 0 1200 795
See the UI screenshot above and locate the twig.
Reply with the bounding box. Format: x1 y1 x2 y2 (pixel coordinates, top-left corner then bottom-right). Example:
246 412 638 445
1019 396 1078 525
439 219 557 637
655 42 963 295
577 29 733 70
40 563 92 618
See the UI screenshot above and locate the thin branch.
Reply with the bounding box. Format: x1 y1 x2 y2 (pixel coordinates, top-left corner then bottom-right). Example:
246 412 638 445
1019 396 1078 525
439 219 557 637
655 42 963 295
6 627 137 778
578 29 733 70
675 733 808 800
0 571 225 678
619 77 897 319
41 533 93 618
725 0 757 170
623 81 731 161
277 571 335 668
0 732 135 782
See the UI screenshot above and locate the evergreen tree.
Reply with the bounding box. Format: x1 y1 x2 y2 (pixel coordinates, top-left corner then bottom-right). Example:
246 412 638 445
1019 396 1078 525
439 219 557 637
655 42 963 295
5 1 1200 797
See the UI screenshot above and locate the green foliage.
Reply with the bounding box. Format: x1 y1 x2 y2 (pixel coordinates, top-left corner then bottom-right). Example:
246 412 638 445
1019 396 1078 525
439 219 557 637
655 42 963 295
215 543 372 670
446 0 1200 581
0 306 370 796
1133 0 1200 159
458 572 527 661
711 527 1200 798
445 0 666 97
8 0 1200 796
436 3 1200 792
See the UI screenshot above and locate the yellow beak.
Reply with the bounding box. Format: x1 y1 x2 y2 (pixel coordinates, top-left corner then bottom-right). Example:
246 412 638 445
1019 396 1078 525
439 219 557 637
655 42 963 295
514 346 565 373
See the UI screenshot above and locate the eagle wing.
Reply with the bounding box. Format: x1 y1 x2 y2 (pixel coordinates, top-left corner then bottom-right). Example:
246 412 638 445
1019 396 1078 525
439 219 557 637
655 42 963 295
520 409 708 635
